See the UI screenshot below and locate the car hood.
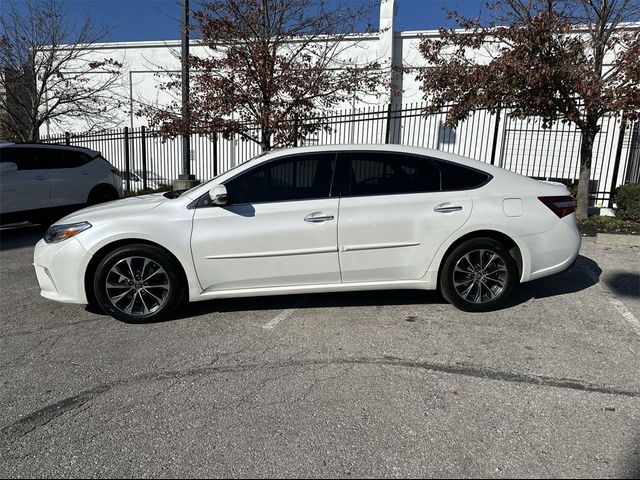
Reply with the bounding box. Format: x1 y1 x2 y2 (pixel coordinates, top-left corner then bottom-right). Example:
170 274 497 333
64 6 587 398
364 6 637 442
55 193 167 225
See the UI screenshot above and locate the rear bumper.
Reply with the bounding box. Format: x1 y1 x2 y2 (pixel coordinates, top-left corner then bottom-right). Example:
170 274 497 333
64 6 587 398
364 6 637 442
516 215 581 282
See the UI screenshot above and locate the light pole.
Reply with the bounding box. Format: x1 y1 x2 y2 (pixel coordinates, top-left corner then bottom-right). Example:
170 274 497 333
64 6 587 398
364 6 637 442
175 0 197 189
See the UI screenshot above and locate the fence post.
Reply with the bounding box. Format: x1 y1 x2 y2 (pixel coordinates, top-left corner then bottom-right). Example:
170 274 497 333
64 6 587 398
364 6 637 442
384 103 393 144
141 126 147 190
65 132 70 146
124 127 130 192
213 132 218 178
608 118 627 207
489 108 502 166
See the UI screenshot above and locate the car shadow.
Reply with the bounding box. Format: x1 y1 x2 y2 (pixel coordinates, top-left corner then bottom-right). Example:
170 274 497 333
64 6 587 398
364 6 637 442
504 255 602 307
604 272 640 299
0 223 47 251
109 254 602 324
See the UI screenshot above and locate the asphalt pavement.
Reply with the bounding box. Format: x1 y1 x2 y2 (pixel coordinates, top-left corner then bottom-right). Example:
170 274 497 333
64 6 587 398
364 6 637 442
0 224 639 478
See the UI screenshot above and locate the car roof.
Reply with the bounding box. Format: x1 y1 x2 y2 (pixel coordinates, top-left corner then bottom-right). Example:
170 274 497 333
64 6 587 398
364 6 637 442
255 144 505 175
0 142 101 157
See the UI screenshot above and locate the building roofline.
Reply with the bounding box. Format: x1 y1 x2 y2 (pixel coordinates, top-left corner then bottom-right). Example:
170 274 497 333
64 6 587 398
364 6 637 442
53 20 640 50
58 32 380 51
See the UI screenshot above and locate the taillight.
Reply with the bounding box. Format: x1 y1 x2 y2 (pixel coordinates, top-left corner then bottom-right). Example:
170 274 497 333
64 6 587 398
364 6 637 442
111 168 122 177
538 195 576 218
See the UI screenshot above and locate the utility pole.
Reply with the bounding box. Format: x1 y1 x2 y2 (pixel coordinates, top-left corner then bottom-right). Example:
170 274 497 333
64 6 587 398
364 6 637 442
175 0 198 189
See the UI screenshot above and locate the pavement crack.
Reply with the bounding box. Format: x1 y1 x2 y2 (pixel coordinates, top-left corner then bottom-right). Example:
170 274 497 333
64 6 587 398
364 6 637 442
2 356 639 446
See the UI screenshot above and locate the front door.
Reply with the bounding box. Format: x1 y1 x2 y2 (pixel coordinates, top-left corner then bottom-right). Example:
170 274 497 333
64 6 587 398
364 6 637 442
191 152 340 291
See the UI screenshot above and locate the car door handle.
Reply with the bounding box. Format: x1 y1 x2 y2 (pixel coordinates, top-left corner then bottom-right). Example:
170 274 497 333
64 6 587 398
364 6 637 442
434 203 463 213
304 213 335 223
34 176 47 181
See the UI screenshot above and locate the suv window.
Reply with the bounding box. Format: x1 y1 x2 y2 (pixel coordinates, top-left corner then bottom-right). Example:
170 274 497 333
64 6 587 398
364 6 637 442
344 152 441 196
435 160 492 190
224 153 336 204
0 147 50 170
48 149 91 169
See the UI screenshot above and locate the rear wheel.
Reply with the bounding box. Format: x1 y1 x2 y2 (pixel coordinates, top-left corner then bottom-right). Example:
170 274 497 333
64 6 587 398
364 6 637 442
440 238 517 312
93 244 184 322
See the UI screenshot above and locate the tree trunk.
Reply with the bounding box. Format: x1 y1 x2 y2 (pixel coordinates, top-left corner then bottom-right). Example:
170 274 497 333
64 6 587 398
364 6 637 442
260 127 272 152
576 125 598 222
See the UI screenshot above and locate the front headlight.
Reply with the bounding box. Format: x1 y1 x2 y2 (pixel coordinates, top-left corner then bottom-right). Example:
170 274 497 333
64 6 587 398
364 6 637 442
44 222 92 244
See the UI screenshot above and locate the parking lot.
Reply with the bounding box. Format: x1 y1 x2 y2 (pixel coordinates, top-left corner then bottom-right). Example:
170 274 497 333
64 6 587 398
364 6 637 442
0 224 639 478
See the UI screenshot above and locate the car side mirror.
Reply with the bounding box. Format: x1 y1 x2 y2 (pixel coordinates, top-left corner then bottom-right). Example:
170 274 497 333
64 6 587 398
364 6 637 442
209 184 228 206
0 162 17 173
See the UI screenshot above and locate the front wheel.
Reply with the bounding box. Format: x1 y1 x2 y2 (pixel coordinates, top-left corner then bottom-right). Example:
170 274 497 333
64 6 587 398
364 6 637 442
440 238 518 312
93 244 184 322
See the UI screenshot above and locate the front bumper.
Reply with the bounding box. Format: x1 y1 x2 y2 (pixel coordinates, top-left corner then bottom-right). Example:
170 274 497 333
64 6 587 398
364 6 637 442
33 237 91 304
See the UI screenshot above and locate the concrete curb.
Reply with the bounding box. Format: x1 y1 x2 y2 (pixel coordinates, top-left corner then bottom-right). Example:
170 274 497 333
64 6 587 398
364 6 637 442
596 233 640 247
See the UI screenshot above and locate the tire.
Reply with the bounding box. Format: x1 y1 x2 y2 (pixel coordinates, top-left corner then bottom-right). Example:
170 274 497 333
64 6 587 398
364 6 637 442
440 237 517 312
93 244 184 322
88 186 119 206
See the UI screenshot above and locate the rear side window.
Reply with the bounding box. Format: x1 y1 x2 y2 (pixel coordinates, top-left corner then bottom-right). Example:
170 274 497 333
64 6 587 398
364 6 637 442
344 152 441 196
48 149 91 169
436 160 492 190
0 147 50 170
224 153 336 204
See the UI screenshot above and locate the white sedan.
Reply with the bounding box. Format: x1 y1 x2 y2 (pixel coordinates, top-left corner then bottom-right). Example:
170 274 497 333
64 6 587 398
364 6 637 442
33 145 581 322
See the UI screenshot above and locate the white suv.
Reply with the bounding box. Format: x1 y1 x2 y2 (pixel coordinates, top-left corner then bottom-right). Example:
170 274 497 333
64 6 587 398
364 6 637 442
0 143 124 226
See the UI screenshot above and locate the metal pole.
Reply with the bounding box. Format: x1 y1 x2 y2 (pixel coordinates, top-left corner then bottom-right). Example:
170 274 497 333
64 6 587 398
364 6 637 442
124 127 131 192
385 103 392 144
180 0 194 181
141 126 148 190
213 133 218 177
489 108 501 166
129 71 135 130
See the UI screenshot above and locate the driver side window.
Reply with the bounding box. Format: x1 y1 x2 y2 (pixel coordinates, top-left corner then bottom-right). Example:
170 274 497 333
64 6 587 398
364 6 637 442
224 153 336 204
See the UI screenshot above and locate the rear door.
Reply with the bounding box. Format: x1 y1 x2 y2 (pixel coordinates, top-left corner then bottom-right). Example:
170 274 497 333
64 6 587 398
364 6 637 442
336 151 473 282
48 149 95 207
0 147 51 214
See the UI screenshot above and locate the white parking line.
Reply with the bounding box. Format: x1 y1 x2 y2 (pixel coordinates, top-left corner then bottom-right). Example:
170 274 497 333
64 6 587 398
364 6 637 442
262 297 307 330
579 263 640 338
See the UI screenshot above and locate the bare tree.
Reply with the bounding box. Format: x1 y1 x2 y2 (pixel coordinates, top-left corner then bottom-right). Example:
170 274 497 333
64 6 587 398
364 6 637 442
418 0 640 221
141 0 385 152
0 0 123 141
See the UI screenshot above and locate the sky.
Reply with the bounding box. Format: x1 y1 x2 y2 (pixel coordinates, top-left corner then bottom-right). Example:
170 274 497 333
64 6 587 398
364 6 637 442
49 0 489 43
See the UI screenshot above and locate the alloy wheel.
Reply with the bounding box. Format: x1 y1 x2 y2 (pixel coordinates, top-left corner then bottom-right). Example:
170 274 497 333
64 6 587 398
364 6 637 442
452 249 508 304
105 256 171 316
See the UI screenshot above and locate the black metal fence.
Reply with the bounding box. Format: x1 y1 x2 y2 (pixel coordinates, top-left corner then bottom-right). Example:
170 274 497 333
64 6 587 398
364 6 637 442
41 103 639 207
